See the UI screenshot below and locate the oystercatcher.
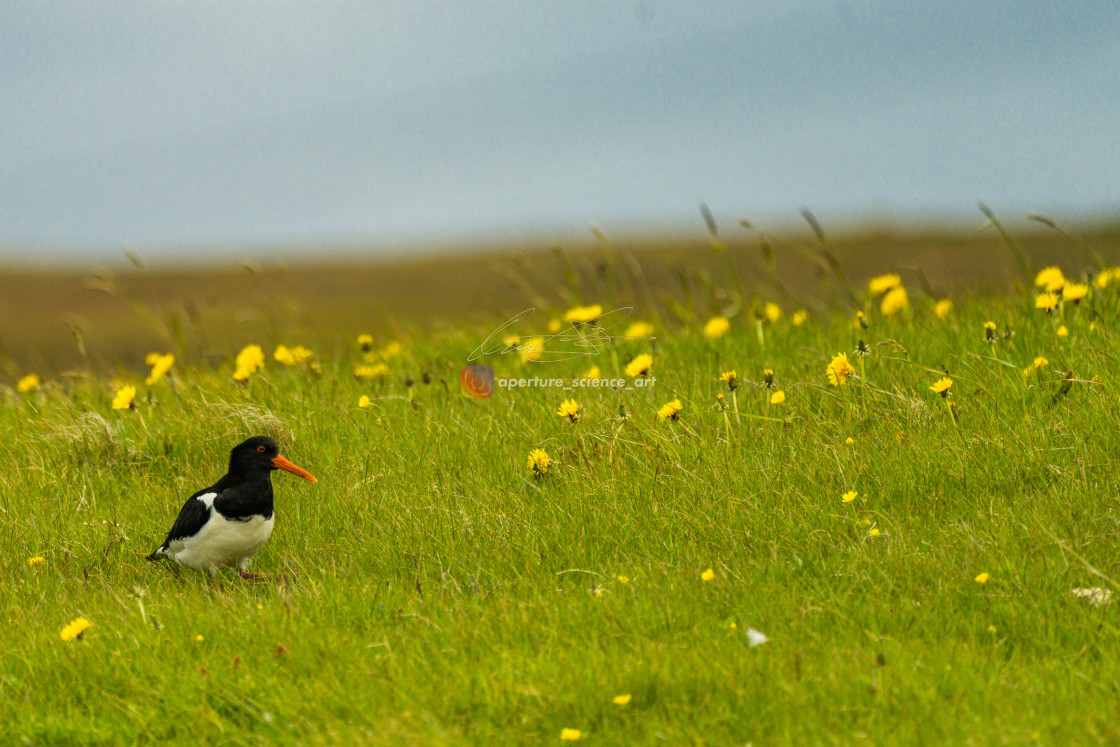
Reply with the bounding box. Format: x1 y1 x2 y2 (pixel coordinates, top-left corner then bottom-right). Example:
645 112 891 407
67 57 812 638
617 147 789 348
147 436 317 578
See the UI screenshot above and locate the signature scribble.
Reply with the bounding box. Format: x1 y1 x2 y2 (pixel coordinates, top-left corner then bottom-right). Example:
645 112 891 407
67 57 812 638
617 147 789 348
467 307 653 363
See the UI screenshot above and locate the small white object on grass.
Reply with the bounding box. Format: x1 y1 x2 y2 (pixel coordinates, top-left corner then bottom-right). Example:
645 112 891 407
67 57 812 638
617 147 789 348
746 627 769 647
1071 588 1112 607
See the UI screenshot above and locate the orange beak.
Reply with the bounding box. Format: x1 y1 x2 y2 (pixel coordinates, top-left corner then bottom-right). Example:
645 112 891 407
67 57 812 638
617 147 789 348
271 454 318 483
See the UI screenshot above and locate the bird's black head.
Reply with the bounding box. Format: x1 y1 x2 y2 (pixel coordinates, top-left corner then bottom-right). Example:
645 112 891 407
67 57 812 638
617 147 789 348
228 436 317 483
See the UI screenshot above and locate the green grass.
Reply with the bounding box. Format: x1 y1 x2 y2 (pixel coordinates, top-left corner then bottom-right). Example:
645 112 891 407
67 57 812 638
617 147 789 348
4 257 1120 744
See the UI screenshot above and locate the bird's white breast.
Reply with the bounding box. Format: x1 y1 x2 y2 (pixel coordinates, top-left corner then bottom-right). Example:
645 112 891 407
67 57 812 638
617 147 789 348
167 510 275 573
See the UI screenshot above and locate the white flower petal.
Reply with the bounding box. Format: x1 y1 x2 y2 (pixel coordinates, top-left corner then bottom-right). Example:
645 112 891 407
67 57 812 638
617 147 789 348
746 627 769 647
1071 587 1112 607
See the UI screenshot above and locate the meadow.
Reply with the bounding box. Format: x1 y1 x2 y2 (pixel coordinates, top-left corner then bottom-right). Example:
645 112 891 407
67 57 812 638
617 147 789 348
4 216 1120 744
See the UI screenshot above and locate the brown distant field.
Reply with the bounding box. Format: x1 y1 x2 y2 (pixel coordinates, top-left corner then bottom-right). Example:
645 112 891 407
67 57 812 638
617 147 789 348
3 219 1119 375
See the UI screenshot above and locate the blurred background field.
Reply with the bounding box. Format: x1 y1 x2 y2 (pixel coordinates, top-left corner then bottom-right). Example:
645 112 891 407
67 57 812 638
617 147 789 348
5 217 1120 376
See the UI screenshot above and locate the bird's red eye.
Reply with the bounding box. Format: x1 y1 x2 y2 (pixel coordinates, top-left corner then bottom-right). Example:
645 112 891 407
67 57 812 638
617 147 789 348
257 445 266 453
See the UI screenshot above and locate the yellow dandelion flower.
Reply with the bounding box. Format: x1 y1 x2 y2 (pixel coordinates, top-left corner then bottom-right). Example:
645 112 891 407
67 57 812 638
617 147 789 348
520 337 544 363
617 575 629 584
792 309 808 327
111 385 137 410
987 625 997 634
869 527 881 537
656 398 683 421
625 353 653 377
975 572 989 584
503 335 520 349
624 321 654 338
143 353 174 385
1057 325 1069 337
1035 293 1059 313
763 302 782 323
770 390 786 405
28 556 44 567
564 304 603 324
356 333 374 351
855 310 869 330
527 448 551 478
1064 282 1089 303
983 320 998 344
935 299 953 319
613 694 632 706
17 373 41 393
845 437 854 445
880 286 909 316
719 370 738 391
59 617 91 642
194 634 204 642
1033 356 1048 370
380 341 403 358
868 273 901 295
358 395 370 408
557 399 581 423
1095 268 1117 290
930 377 953 397
826 352 855 387
354 363 389 379
583 365 601 380
274 345 296 366
842 490 857 503
560 728 582 741
233 344 265 381
547 318 562 333
1034 266 1065 292
701 568 715 581
703 316 730 339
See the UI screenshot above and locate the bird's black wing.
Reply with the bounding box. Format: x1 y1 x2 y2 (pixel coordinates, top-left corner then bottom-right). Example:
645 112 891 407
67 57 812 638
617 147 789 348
148 488 218 558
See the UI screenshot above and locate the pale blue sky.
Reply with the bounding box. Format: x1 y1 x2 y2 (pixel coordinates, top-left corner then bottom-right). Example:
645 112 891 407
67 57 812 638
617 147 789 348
1 1 1118 258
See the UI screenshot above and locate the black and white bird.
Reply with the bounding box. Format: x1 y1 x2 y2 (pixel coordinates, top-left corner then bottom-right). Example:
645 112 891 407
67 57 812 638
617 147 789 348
148 436 317 578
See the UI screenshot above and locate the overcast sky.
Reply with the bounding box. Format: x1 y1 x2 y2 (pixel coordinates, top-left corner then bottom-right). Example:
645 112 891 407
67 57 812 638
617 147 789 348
1 1 1118 258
